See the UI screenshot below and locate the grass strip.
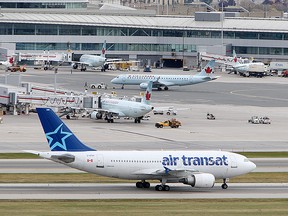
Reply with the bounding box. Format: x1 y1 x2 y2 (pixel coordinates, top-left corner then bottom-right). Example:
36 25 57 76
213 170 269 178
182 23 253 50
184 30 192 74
0 152 287 159
0 172 287 183
0 199 287 216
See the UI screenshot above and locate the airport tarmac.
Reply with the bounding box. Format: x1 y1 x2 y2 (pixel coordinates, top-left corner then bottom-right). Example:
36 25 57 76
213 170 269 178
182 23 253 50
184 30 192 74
0 68 287 200
0 183 287 199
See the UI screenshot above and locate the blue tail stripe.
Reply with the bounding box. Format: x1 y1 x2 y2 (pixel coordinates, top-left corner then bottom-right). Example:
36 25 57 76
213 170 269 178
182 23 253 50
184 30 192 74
36 108 95 152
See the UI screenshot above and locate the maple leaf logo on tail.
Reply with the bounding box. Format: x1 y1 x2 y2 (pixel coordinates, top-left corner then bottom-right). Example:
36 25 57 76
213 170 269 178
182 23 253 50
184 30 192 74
145 91 151 101
233 57 237 62
102 48 105 55
205 66 212 74
9 57 14 64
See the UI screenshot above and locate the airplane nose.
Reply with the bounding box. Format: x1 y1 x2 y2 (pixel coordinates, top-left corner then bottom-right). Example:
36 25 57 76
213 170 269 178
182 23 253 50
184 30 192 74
248 161 257 172
111 78 116 84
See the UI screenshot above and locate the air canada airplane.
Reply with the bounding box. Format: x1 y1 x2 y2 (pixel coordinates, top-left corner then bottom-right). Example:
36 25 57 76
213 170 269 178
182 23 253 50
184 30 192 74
0 56 14 70
72 41 108 72
90 81 153 123
111 60 217 90
27 107 256 191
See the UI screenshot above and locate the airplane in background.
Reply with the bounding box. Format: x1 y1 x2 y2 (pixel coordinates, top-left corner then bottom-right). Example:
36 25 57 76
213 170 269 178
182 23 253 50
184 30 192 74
90 81 154 123
229 50 267 76
111 60 217 90
27 107 256 191
0 56 14 70
72 41 108 72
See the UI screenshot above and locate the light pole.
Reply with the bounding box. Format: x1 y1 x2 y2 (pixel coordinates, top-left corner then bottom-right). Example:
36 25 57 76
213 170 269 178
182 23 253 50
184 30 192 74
54 68 58 94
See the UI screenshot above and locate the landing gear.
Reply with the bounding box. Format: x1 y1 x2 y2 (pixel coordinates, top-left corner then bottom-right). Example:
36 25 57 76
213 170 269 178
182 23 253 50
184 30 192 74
121 84 124 89
164 86 169 91
134 117 141 123
221 178 228 189
80 64 86 71
136 181 150 189
157 87 162 91
155 184 170 191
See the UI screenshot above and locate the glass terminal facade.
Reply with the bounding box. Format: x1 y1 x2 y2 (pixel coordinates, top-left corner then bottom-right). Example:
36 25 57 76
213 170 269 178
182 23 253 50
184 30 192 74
0 23 287 56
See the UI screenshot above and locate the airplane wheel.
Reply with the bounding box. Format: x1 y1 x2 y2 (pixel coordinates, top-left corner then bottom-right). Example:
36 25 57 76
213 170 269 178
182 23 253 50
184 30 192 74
164 86 169 90
143 182 150 188
136 182 143 188
221 183 228 189
164 185 170 191
155 185 163 191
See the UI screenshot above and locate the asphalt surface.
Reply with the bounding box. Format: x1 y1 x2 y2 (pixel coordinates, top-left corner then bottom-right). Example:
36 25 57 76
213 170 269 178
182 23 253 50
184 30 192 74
0 183 287 199
0 67 287 199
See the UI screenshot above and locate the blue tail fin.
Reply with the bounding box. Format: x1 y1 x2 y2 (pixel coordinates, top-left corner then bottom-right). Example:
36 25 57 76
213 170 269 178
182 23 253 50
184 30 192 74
36 108 95 152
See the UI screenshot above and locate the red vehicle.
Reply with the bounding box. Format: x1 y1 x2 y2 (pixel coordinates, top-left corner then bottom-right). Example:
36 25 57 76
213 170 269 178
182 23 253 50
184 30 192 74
282 70 288 77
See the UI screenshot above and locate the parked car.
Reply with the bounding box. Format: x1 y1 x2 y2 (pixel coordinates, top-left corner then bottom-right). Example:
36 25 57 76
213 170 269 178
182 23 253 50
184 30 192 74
90 82 107 89
259 116 271 124
248 116 260 124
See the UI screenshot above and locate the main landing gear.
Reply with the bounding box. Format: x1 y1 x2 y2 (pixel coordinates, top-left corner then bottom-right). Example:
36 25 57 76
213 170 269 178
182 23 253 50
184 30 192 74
136 181 150 189
221 178 228 189
155 184 170 191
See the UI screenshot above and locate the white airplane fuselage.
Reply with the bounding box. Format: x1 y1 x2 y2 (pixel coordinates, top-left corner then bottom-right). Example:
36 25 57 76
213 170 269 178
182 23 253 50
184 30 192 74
101 98 153 118
111 74 212 88
39 150 256 181
80 55 106 67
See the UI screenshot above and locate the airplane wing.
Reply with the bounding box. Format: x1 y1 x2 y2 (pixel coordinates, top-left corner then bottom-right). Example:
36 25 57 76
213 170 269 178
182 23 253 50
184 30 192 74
152 80 175 88
75 61 93 67
92 108 123 117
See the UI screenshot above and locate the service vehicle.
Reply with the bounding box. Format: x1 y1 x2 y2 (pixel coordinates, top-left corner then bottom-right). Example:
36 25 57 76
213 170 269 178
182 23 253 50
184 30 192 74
155 118 181 128
259 116 271 124
248 116 260 124
207 113 215 120
153 107 177 115
90 82 108 89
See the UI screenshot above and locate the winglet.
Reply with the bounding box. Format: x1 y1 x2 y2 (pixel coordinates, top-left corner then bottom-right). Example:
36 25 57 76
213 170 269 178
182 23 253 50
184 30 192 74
36 108 95 152
142 81 153 105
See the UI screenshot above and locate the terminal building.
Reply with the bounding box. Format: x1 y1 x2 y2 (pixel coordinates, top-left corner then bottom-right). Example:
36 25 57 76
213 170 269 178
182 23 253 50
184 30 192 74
0 2 288 67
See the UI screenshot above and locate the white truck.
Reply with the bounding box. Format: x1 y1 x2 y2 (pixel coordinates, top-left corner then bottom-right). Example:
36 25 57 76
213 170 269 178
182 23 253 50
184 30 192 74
268 62 288 76
89 82 107 89
239 63 268 78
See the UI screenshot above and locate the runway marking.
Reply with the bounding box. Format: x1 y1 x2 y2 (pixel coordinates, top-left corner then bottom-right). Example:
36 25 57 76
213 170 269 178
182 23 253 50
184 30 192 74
110 128 176 142
230 89 288 102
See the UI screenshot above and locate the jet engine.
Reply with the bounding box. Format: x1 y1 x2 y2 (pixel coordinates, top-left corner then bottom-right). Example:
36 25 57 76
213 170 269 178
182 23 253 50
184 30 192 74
179 173 215 188
90 111 102 120
72 63 78 69
140 82 148 89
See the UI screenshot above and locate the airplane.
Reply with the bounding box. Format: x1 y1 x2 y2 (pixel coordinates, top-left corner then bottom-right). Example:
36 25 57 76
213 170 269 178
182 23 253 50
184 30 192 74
229 50 267 76
90 81 154 123
0 56 14 70
110 60 217 90
26 107 256 191
72 41 108 72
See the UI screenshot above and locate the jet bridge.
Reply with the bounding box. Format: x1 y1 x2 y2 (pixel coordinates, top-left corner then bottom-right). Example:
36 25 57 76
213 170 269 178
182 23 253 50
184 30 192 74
0 82 100 115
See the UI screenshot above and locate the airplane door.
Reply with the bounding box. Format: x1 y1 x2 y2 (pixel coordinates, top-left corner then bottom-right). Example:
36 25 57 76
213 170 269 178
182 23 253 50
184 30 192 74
96 154 104 168
230 155 238 168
